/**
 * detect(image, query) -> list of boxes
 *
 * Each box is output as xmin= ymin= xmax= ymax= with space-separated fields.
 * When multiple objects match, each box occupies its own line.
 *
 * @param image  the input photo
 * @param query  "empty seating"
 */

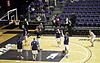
xmin=61 ymin=0 xmax=100 ymax=27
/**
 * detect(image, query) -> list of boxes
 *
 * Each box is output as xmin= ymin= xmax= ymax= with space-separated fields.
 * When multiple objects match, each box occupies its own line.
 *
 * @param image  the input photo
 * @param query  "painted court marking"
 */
xmin=28 ymin=36 xmax=92 ymax=63
xmin=0 ymin=36 xmax=92 ymax=63
xmin=60 ymin=42 xmax=92 ymax=63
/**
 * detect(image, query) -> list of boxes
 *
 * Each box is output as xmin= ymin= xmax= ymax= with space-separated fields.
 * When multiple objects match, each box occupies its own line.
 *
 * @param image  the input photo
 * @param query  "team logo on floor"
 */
xmin=0 ymin=50 xmax=66 ymax=62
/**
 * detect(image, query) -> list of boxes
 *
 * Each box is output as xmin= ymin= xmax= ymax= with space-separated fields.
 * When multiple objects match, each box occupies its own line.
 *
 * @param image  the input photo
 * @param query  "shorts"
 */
xmin=17 ymin=49 xmax=22 ymax=52
xmin=25 ymin=36 xmax=28 ymax=42
xmin=64 ymin=41 xmax=69 ymax=45
xmin=32 ymin=50 xmax=38 ymax=54
xmin=56 ymin=38 xmax=61 ymax=42
xmin=90 ymin=35 xmax=96 ymax=42
xmin=90 ymin=37 xmax=95 ymax=42
xmin=64 ymin=45 xmax=69 ymax=50
xmin=25 ymin=36 xmax=28 ymax=39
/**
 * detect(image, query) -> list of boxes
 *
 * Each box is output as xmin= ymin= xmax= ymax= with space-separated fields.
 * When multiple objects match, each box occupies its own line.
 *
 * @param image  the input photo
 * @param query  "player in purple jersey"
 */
xmin=55 ymin=28 xmax=62 ymax=47
xmin=31 ymin=38 xmax=39 ymax=60
xmin=35 ymin=26 xmax=41 ymax=42
xmin=64 ymin=32 xmax=69 ymax=54
xmin=17 ymin=37 xmax=24 ymax=59
xmin=62 ymin=32 xmax=69 ymax=57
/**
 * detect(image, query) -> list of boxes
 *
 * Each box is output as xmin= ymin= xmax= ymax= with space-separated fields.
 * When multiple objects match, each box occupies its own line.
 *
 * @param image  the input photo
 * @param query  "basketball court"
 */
xmin=0 ymin=0 xmax=100 ymax=63
xmin=0 ymin=33 xmax=100 ymax=63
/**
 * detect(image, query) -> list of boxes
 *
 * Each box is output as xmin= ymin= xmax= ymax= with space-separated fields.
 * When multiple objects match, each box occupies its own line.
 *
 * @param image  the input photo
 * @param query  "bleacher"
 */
xmin=63 ymin=0 xmax=100 ymax=27
xmin=61 ymin=0 xmax=100 ymax=35
xmin=1 ymin=0 xmax=100 ymax=35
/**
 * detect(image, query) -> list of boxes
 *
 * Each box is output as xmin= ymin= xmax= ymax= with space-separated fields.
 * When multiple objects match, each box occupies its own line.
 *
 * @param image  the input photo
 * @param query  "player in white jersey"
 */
xmin=89 ymin=30 xmax=96 ymax=47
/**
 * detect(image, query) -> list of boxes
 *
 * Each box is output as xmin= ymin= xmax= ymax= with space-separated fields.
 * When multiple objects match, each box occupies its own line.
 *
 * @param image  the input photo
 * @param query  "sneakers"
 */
xmin=17 ymin=56 xmax=20 ymax=57
xmin=17 ymin=56 xmax=24 ymax=59
xmin=57 ymin=45 xmax=61 ymax=48
xmin=21 ymin=56 xmax=24 ymax=59
xmin=91 ymin=45 xmax=94 ymax=47
xmin=66 ymin=54 xmax=69 ymax=58
xmin=33 ymin=58 xmax=36 ymax=61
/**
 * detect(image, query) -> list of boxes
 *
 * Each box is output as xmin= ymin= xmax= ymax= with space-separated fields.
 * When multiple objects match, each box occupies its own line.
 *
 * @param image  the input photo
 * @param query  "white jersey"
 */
xmin=90 ymin=32 xmax=96 ymax=38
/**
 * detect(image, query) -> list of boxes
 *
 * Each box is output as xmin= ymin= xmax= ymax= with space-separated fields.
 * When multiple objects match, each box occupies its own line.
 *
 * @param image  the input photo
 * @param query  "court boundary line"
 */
xmin=60 ymin=42 xmax=92 ymax=63
xmin=83 ymin=46 xmax=92 ymax=63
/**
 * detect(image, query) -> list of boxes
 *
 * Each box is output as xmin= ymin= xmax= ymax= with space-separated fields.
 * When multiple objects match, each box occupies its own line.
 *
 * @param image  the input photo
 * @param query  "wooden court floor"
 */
xmin=0 ymin=34 xmax=100 ymax=63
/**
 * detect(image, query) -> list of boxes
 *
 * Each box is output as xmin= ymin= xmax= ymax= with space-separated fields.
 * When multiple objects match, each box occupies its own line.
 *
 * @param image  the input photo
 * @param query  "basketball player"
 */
xmin=23 ymin=28 xmax=29 ymax=45
xmin=38 ymin=23 xmax=44 ymax=35
xmin=63 ymin=32 xmax=69 ymax=54
xmin=17 ymin=37 xmax=24 ymax=59
xmin=31 ymin=38 xmax=39 ymax=61
xmin=88 ymin=30 xmax=96 ymax=47
xmin=61 ymin=32 xmax=69 ymax=58
xmin=35 ymin=26 xmax=41 ymax=48
xmin=54 ymin=15 xmax=60 ymax=28
xmin=55 ymin=28 xmax=61 ymax=47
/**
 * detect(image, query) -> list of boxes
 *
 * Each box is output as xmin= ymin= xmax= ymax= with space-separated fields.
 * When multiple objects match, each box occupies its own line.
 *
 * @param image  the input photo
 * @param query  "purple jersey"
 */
xmin=64 ymin=36 xmax=69 ymax=45
xmin=55 ymin=30 xmax=61 ymax=38
xmin=17 ymin=39 xmax=22 ymax=49
xmin=56 ymin=33 xmax=61 ymax=38
xmin=31 ymin=41 xmax=39 ymax=50
xmin=36 ymin=31 xmax=41 ymax=38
